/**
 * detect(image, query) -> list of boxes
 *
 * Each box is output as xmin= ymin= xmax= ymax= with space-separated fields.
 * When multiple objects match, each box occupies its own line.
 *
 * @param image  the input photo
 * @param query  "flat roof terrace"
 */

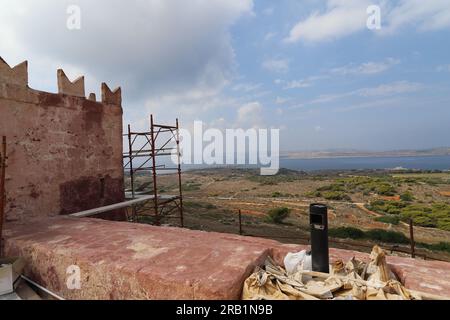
xmin=4 ymin=217 xmax=450 ymax=299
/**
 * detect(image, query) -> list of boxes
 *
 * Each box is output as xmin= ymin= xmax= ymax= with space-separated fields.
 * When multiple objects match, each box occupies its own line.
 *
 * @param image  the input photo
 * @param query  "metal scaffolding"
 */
xmin=123 ymin=115 xmax=184 ymax=227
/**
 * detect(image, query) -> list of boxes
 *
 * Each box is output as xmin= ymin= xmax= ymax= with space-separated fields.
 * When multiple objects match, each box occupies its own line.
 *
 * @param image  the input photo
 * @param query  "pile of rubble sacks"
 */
xmin=242 ymin=246 xmax=427 ymax=300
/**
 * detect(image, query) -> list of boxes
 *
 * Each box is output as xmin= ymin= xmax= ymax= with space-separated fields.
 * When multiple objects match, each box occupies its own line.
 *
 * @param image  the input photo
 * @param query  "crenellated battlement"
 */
xmin=0 ymin=56 xmax=121 ymax=106
xmin=0 ymin=55 xmax=125 ymax=222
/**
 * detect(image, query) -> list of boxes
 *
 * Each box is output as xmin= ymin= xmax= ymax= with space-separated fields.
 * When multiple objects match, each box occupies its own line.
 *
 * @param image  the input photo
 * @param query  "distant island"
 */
xmin=281 ymin=147 xmax=450 ymax=160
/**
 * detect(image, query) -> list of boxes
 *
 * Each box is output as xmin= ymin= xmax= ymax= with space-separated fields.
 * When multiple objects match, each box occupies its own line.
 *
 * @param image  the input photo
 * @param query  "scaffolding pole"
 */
xmin=150 ymin=115 xmax=160 ymax=226
xmin=176 ymin=118 xmax=184 ymax=228
xmin=127 ymin=125 xmax=135 ymax=199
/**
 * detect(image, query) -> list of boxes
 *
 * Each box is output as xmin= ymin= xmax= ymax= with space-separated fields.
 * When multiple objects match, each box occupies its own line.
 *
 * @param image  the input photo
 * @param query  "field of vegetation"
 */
xmin=303 ymin=174 xmax=450 ymax=232
xmin=127 ymin=168 xmax=450 ymax=259
xmin=367 ymin=200 xmax=450 ymax=231
xmin=305 ymin=176 xmax=397 ymax=199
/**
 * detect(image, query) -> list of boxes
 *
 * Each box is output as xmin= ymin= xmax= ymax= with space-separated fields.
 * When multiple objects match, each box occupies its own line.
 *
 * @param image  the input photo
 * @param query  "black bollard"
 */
xmin=310 ymin=204 xmax=329 ymax=273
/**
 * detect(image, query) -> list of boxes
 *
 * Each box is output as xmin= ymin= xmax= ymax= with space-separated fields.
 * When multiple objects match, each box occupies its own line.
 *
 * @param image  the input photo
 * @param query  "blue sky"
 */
xmin=1 ymin=0 xmax=450 ymax=152
xmin=226 ymin=0 xmax=450 ymax=151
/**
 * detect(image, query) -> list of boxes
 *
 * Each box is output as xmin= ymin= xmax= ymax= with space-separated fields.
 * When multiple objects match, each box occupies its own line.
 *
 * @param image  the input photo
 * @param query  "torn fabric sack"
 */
xmin=242 ymin=246 xmax=422 ymax=300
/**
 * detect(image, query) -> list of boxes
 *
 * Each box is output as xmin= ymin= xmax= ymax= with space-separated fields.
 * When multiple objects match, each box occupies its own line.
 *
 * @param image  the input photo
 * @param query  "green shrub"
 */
xmin=317 ymin=184 xmax=344 ymax=192
xmin=375 ymin=215 xmax=400 ymax=225
xmin=248 ymin=172 xmax=299 ymax=185
xmin=366 ymin=199 xmax=450 ymax=225
xmin=329 ymin=227 xmax=409 ymax=244
xmin=419 ymin=242 xmax=450 ymax=254
xmin=311 ymin=176 xmax=397 ymax=197
xmin=331 ymin=226 xmax=450 ymax=254
xmin=385 ymin=206 xmax=402 ymax=215
xmin=401 ymin=210 xmax=436 ymax=228
xmin=322 ymin=191 xmax=351 ymax=201
xmin=375 ymin=184 xmax=397 ymax=196
xmin=329 ymin=227 xmax=365 ymax=239
xmin=400 ymin=192 xmax=415 ymax=202
xmin=367 ymin=200 xmax=386 ymax=208
xmin=365 ymin=229 xmax=409 ymax=244
xmin=272 ymin=192 xmax=282 ymax=198
xmin=305 ymin=191 xmax=321 ymax=198
xmin=436 ymin=217 xmax=450 ymax=231
xmin=266 ymin=207 xmax=290 ymax=224
xmin=366 ymin=200 xmax=407 ymax=215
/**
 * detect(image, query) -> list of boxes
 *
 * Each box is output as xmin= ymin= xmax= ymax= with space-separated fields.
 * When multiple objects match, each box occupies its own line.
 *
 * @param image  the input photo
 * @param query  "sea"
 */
xmin=279 ymin=155 xmax=450 ymax=172
xmin=147 ymin=155 xmax=450 ymax=174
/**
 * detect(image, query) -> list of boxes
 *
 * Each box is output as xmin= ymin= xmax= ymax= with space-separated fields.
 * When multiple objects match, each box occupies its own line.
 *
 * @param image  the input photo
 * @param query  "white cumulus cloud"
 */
xmin=330 ymin=58 xmax=400 ymax=75
xmin=0 ymin=0 xmax=254 ymax=102
xmin=285 ymin=0 xmax=370 ymax=43
xmin=237 ymin=101 xmax=264 ymax=128
xmin=285 ymin=0 xmax=450 ymax=44
xmin=262 ymin=58 xmax=290 ymax=73
xmin=437 ymin=64 xmax=450 ymax=72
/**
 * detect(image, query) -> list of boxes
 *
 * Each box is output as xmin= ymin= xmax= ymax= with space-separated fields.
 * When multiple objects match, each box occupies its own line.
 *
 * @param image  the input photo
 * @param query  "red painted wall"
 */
xmin=0 ymin=57 xmax=125 ymax=222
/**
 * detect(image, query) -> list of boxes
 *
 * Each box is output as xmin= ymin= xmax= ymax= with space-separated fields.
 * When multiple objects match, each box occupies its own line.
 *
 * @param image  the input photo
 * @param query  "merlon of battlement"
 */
xmin=57 ymin=69 xmax=85 ymax=98
xmin=0 ymin=57 xmax=28 ymax=86
xmin=101 ymin=83 xmax=121 ymax=106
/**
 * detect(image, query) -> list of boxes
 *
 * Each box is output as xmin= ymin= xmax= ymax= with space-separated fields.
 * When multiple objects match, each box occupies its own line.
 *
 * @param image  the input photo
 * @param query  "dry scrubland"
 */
xmin=126 ymin=168 xmax=450 ymax=261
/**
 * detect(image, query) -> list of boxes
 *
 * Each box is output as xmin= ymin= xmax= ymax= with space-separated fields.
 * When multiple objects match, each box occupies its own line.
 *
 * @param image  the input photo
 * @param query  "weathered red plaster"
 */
xmin=0 ymin=57 xmax=125 ymax=221
xmin=4 ymin=217 xmax=450 ymax=300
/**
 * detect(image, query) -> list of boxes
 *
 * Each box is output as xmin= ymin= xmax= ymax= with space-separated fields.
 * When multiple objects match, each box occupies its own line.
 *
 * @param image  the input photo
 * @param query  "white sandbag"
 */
xmin=303 ymin=254 xmax=312 ymax=273
xmin=284 ymin=251 xmax=312 ymax=275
